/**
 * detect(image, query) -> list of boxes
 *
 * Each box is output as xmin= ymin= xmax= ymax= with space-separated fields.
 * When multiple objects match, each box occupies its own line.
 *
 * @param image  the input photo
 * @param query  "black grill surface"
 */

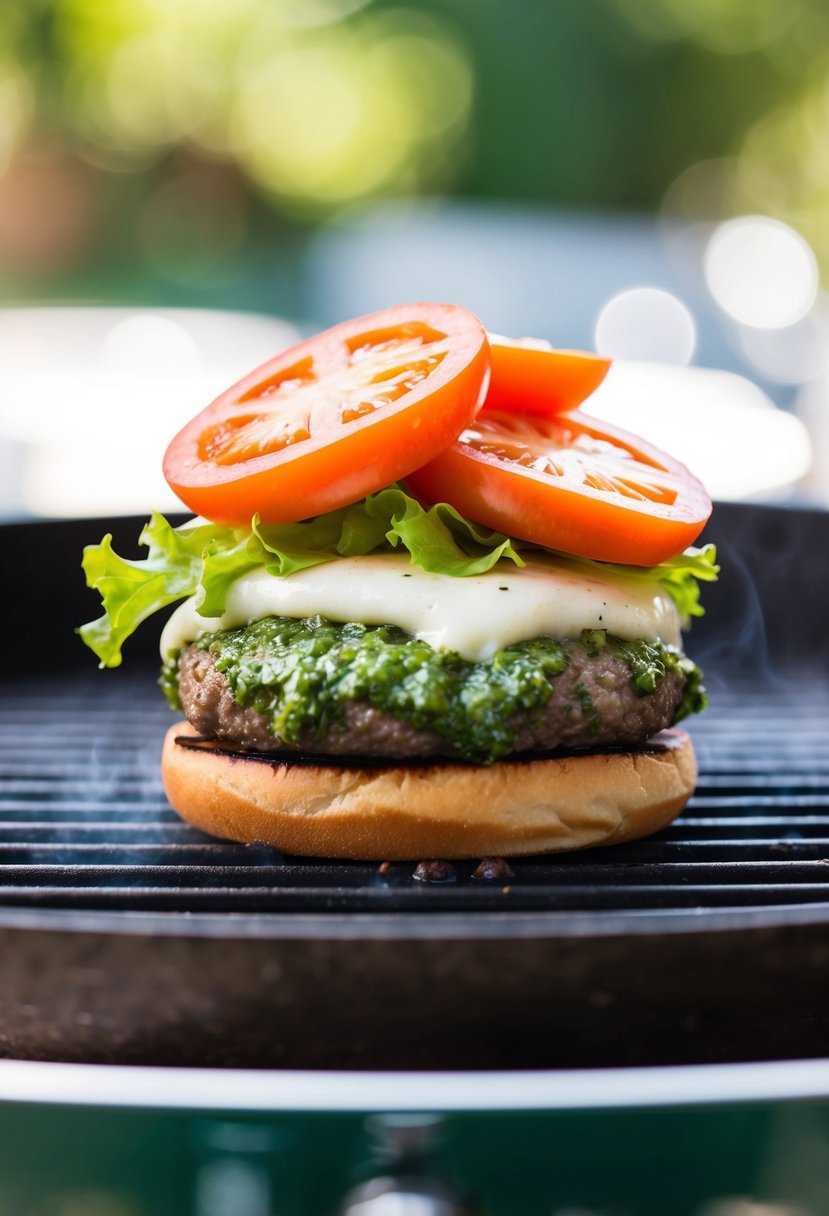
xmin=2 ymin=504 xmax=829 ymax=1069
xmin=3 ymin=668 xmax=828 ymax=917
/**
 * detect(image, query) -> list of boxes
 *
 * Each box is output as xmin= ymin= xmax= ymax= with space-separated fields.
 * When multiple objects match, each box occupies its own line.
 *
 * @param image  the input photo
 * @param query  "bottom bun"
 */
xmin=161 ymin=722 xmax=697 ymax=860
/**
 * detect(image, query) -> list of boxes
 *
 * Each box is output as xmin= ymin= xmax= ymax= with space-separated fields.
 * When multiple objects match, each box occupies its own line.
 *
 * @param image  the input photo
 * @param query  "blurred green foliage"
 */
xmin=0 ymin=0 xmax=827 ymax=306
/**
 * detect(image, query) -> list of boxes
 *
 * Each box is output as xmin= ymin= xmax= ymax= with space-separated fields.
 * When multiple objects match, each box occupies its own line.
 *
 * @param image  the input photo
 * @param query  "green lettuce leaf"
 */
xmin=251 ymin=487 xmax=525 ymax=577
xmin=79 ymin=486 xmax=718 ymax=668
xmin=647 ymin=545 xmax=720 ymax=622
xmin=79 ymin=512 xmax=242 ymax=667
xmin=79 ymin=489 xmax=525 ymax=667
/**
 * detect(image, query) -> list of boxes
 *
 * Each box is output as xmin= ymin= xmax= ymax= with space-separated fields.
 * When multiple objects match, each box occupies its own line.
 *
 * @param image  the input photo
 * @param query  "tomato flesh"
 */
xmin=163 ymin=302 xmax=707 ymax=565
xmin=406 ymin=408 xmax=712 ymax=566
xmin=163 ymin=304 xmax=490 ymax=525
xmin=487 ymin=338 xmax=611 ymax=415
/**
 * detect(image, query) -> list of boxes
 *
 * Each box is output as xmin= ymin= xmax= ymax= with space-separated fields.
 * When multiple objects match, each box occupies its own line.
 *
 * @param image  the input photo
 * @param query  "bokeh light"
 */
xmin=51 ymin=1 xmax=472 ymax=215
xmin=588 ymin=362 xmax=812 ymax=501
xmin=100 ymin=313 xmax=204 ymax=374
xmin=735 ymin=72 xmax=829 ymax=278
xmin=704 ymin=217 xmax=819 ymax=329
xmin=611 ymin=0 xmax=800 ymax=54
xmin=0 ymin=0 xmax=825 ymax=511
xmin=795 ymin=373 xmax=829 ymax=502
xmin=738 ymin=299 xmax=829 ymax=384
xmin=0 ymin=308 xmax=298 ymax=517
xmin=0 ymin=60 xmax=32 ymax=176
xmin=232 ymin=14 xmax=472 ymax=210
xmin=594 ymin=287 xmax=696 ymax=364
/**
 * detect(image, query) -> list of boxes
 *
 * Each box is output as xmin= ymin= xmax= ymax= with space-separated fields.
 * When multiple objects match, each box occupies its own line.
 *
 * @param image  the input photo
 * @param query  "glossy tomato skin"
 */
xmin=163 ymin=303 xmax=489 ymax=526
xmin=486 ymin=339 xmax=611 ymax=416
xmin=406 ymin=408 xmax=712 ymax=566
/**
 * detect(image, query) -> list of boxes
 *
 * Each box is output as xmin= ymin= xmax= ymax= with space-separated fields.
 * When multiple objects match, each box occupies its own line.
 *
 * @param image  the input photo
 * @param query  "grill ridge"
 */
xmin=0 ymin=669 xmax=828 ymax=916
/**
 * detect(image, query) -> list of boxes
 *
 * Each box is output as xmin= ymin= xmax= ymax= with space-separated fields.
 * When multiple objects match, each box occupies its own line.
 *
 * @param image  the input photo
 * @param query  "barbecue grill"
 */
xmin=1 ymin=499 xmax=828 ymax=1213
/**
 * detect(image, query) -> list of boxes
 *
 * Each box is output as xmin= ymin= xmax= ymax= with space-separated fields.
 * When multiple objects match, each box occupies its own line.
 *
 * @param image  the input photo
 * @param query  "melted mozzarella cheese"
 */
xmin=160 ymin=553 xmax=681 ymax=662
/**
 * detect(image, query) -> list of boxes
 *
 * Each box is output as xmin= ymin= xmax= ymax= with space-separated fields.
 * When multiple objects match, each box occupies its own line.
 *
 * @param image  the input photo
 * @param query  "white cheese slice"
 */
xmin=159 ymin=553 xmax=681 ymax=662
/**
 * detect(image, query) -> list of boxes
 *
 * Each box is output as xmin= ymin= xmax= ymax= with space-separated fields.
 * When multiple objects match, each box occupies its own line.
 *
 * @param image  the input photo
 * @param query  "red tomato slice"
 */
xmin=487 ymin=338 xmax=611 ymax=415
xmin=163 ymin=303 xmax=490 ymax=525
xmin=406 ymin=408 xmax=711 ymax=565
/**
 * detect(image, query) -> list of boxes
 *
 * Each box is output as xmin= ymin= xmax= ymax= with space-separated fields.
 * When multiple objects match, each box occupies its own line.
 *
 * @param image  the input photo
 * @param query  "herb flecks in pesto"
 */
xmin=167 ymin=618 xmax=705 ymax=764
xmin=161 ymin=651 xmax=182 ymax=711
xmin=187 ymin=616 xmax=568 ymax=763
xmin=574 ymin=681 xmax=602 ymax=734
xmin=579 ymin=628 xmax=706 ymax=719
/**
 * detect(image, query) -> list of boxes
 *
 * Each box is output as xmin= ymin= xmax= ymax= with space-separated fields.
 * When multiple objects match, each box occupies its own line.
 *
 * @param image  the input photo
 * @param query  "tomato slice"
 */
xmin=487 ymin=337 xmax=611 ymax=415
xmin=163 ymin=303 xmax=490 ymax=525
xmin=405 ymin=408 xmax=712 ymax=565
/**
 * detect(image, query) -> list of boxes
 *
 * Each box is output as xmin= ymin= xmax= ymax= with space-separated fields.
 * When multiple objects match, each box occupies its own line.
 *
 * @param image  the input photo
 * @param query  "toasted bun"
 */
xmin=161 ymin=721 xmax=697 ymax=860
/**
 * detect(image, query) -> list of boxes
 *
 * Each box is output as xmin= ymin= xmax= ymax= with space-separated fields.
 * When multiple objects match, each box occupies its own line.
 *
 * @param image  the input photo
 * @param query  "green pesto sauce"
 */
xmin=573 ymin=681 xmax=602 ymax=734
xmin=162 ymin=615 xmax=706 ymax=764
xmin=579 ymin=628 xmax=706 ymax=722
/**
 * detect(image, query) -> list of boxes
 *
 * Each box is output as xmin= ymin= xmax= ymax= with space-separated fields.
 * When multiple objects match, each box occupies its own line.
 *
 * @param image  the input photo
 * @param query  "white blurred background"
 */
xmin=0 ymin=0 xmax=827 ymax=518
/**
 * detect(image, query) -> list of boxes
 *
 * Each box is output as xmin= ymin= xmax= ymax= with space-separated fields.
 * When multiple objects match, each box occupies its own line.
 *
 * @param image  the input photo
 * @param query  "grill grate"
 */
xmin=2 ymin=669 xmax=829 ymax=915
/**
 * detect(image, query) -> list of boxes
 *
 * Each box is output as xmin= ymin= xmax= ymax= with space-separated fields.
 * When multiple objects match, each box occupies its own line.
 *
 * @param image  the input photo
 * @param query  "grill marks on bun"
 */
xmin=161 ymin=721 xmax=697 ymax=860
xmin=173 ymin=727 xmax=687 ymax=767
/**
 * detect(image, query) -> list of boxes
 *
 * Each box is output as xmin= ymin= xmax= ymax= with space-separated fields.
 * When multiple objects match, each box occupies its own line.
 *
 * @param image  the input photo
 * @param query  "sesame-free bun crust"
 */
xmin=162 ymin=721 xmax=697 ymax=860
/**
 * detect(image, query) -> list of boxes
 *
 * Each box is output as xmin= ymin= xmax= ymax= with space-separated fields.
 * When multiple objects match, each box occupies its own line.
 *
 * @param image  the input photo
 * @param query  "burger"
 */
xmin=80 ymin=303 xmax=717 ymax=860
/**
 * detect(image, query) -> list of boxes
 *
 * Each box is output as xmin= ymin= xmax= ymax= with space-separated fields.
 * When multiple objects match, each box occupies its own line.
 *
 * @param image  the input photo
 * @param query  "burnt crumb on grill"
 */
xmin=413 ymin=859 xmax=457 ymax=883
xmin=472 ymin=857 xmax=514 ymax=881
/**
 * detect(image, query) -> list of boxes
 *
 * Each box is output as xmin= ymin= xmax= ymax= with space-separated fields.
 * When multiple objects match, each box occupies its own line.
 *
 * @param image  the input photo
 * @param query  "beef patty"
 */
xmin=177 ymin=640 xmax=686 ymax=759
